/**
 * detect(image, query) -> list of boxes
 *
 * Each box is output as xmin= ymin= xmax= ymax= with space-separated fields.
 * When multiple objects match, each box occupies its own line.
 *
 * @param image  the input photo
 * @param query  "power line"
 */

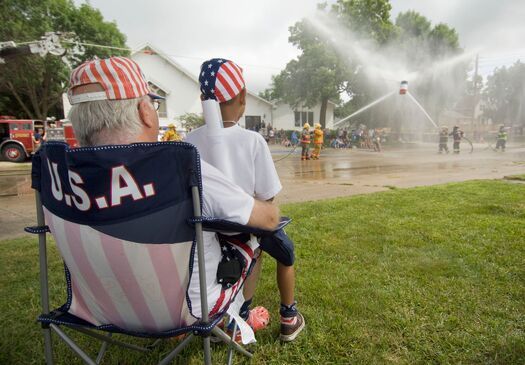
xmin=67 ymin=41 xmax=282 ymax=70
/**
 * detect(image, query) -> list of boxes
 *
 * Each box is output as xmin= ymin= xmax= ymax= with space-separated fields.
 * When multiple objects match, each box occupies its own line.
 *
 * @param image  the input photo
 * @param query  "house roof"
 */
xmin=132 ymin=43 xmax=273 ymax=106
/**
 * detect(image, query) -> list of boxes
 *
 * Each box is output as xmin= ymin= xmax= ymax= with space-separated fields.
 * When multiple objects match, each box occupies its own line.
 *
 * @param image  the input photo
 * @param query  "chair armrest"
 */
xmin=188 ymin=216 xmax=292 ymax=236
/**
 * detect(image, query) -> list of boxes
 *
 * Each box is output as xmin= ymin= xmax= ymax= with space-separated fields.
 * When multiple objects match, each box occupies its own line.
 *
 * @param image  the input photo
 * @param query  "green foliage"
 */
xmin=395 ymin=10 xmax=431 ymax=39
xmin=269 ymin=1 xmax=396 ymax=128
xmin=0 ymin=0 xmax=128 ymax=120
xmin=1 ymin=181 xmax=524 ymax=364
xmin=270 ymin=18 xmax=348 ymax=128
xmin=332 ymin=0 xmax=396 ymax=44
xmin=177 ymin=112 xmax=205 ymax=130
xmin=268 ymin=1 xmax=465 ymax=129
xmin=482 ymin=61 xmax=525 ymax=126
xmin=504 ymin=174 xmax=525 ymax=181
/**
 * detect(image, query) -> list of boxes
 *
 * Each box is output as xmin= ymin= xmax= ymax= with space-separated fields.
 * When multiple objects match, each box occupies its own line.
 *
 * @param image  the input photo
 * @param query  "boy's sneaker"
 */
xmin=280 ymin=312 xmax=305 ymax=342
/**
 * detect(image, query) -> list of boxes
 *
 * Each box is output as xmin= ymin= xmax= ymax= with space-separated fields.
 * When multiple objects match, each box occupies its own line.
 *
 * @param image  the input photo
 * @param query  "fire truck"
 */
xmin=0 ymin=116 xmax=78 ymax=162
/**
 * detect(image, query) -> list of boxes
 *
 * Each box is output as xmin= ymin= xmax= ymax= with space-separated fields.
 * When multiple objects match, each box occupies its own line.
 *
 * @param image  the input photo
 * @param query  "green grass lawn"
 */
xmin=1 ymin=180 xmax=524 ymax=364
xmin=504 ymin=174 xmax=525 ymax=181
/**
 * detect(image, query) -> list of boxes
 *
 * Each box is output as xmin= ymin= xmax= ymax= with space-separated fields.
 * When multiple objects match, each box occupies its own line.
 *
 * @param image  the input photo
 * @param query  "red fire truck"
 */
xmin=0 ymin=116 xmax=78 ymax=162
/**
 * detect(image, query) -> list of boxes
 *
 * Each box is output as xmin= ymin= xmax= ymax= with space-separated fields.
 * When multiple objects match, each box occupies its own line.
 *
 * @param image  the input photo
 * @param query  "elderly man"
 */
xmin=67 ymin=56 xmax=279 ymax=321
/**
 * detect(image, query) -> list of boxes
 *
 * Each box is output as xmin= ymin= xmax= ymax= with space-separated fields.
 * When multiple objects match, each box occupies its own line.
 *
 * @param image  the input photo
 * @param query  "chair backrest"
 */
xmin=32 ymin=142 xmax=203 ymax=333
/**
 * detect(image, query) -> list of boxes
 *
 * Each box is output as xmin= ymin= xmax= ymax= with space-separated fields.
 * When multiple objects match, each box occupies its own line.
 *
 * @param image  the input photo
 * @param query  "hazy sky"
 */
xmin=74 ymin=0 xmax=525 ymax=93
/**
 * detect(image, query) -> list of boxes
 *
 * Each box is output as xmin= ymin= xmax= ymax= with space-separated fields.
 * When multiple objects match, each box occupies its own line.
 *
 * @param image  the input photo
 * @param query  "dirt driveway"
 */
xmin=1 ymin=143 xmax=524 ymax=241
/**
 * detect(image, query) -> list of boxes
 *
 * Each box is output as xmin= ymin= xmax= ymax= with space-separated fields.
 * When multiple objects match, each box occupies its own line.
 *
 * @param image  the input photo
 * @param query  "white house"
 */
xmin=272 ymin=101 xmax=336 ymax=130
xmin=131 ymin=44 xmax=273 ymax=129
xmin=63 ymin=44 xmax=336 ymax=131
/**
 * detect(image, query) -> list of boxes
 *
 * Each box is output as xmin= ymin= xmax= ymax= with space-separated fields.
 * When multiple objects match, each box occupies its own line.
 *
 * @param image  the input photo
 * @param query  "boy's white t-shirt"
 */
xmin=185 ymin=124 xmax=282 ymax=200
xmin=188 ymin=160 xmax=255 ymax=318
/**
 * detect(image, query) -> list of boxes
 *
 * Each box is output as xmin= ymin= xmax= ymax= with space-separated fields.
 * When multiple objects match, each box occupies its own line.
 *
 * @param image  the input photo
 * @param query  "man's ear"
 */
xmin=239 ymin=88 xmax=247 ymax=106
xmin=138 ymin=98 xmax=156 ymax=128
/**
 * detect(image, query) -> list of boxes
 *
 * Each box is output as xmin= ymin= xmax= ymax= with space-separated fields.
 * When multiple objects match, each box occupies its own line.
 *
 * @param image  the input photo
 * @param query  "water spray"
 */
xmin=334 ymin=80 xmax=440 ymax=130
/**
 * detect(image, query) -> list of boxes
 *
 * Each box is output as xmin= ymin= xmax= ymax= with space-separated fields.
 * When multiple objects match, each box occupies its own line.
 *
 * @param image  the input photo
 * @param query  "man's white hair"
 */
xmin=68 ymin=96 xmax=148 ymax=146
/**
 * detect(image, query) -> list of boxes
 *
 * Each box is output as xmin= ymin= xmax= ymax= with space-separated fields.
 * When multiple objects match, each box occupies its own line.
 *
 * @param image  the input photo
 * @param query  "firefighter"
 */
xmin=311 ymin=123 xmax=324 ymax=160
xmin=450 ymin=125 xmax=464 ymax=154
xmin=438 ymin=126 xmax=449 ymax=154
xmin=496 ymin=125 xmax=507 ymax=152
xmin=161 ymin=123 xmax=181 ymax=142
xmin=300 ymin=123 xmax=311 ymax=160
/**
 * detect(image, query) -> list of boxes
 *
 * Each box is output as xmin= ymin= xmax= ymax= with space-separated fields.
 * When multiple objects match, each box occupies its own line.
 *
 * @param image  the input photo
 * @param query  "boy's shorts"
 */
xmin=218 ymin=229 xmax=295 ymax=267
xmin=259 ymin=228 xmax=295 ymax=266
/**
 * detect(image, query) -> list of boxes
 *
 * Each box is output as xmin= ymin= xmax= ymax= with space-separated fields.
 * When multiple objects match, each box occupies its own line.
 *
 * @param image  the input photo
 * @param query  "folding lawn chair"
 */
xmin=26 ymin=141 xmax=282 ymax=364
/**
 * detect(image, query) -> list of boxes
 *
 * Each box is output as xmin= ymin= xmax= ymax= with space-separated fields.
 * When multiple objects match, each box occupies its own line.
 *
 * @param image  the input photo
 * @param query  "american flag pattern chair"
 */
xmin=26 ymin=141 xmax=261 ymax=365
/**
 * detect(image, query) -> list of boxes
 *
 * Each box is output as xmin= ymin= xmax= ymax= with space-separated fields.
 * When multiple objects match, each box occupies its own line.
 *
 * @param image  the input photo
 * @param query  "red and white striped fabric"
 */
xmin=44 ymin=207 xmax=257 ymax=332
xmin=67 ymin=57 xmax=157 ymax=105
xmin=214 ymin=61 xmax=245 ymax=103
xmin=45 ymin=208 xmax=194 ymax=332
xmin=199 ymin=58 xmax=245 ymax=103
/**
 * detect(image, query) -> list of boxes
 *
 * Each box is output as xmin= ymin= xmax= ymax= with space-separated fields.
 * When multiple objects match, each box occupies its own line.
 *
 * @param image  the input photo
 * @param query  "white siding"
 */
xmin=131 ymin=52 xmax=201 ymax=127
xmin=132 ymin=47 xmax=272 ymax=129
xmin=271 ymin=102 xmax=335 ymax=130
xmin=242 ymin=95 xmax=273 ymax=128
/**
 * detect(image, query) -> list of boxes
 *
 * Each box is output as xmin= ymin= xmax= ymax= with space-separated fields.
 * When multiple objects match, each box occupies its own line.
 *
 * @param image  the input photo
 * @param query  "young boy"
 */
xmin=311 ymin=123 xmax=324 ymax=159
xmin=185 ymin=58 xmax=305 ymax=342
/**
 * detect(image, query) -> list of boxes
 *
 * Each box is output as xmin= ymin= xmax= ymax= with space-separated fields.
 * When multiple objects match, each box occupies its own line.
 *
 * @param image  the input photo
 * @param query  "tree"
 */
xmin=268 ymin=18 xmax=346 ymax=128
xmin=177 ymin=112 xmax=205 ymax=130
xmin=267 ymin=1 xmax=394 ymax=128
xmin=0 ymin=0 xmax=128 ymax=120
xmin=391 ymin=12 xmax=465 ymax=126
xmin=482 ymin=61 xmax=525 ymax=127
xmin=332 ymin=0 xmax=396 ymax=45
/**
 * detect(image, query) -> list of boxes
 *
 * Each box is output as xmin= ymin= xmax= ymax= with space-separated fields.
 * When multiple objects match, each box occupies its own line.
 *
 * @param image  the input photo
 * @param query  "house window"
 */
xmin=294 ymin=111 xmax=301 ymax=127
xmin=245 ymin=116 xmax=261 ymax=130
xmin=294 ymin=109 xmax=314 ymax=126
xmin=148 ymin=83 xmax=167 ymax=119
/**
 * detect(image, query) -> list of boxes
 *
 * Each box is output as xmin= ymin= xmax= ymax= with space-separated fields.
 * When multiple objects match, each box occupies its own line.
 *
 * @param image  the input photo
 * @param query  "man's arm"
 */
xmin=247 ymin=199 xmax=280 ymax=231
xmin=201 ymin=160 xmax=279 ymax=230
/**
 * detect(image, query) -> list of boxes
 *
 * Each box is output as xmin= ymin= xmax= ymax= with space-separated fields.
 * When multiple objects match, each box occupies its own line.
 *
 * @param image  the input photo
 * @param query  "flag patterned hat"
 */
xmin=199 ymin=58 xmax=245 ymax=103
xmin=68 ymin=56 xmax=164 ymax=105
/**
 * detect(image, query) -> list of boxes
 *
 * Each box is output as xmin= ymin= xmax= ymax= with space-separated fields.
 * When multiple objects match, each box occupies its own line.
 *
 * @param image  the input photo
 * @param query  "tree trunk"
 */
xmin=319 ymin=97 xmax=328 ymax=129
xmin=7 ymin=81 xmax=35 ymax=119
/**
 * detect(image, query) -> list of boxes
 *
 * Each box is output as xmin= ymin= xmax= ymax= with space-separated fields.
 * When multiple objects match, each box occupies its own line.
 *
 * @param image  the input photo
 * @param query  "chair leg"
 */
xmin=226 ymin=322 xmax=238 ymax=365
xmin=158 ymin=334 xmax=195 ymax=365
xmin=43 ymin=327 xmax=54 ymax=364
xmin=74 ymin=327 xmax=149 ymax=352
xmin=203 ymin=336 xmax=212 ymax=365
xmin=95 ymin=333 xmax=111 ymax=364
xmin=50 ymin=324 xmax=97 ymax=365
xmin=211 ymin=327 xmax=253 ymax=359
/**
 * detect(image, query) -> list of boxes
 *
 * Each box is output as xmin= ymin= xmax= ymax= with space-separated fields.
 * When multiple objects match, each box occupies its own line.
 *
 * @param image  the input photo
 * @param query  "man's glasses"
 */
xmin=149 ymin=97 xmax=162 ymax=111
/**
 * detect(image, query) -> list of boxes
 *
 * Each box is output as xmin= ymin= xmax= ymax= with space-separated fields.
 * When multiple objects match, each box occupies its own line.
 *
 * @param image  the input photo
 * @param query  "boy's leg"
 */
xmin=277 ymin=262 xmax=305 ymax=342
xmin=242 ymin=254 xmax=263 ymax=306
xmin=277 ymin=262 xmax=295 ymax=305
xmin=239 ymin=255 xmax=269 ymax=326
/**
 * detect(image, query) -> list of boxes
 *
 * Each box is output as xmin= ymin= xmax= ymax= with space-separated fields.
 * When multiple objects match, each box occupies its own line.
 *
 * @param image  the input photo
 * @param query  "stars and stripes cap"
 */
xmin=67 ymin=56 xmax=164 ymax=105
xmin=199 ymin=58 xmax=245 ymax=103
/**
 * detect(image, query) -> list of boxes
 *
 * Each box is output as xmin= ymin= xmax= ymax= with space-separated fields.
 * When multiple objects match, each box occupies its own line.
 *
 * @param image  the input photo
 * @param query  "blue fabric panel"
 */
xmin=34 ymin=142 xmax=201 ymax=243
xmin=38 ymin=307 xmax=225 ymax=338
